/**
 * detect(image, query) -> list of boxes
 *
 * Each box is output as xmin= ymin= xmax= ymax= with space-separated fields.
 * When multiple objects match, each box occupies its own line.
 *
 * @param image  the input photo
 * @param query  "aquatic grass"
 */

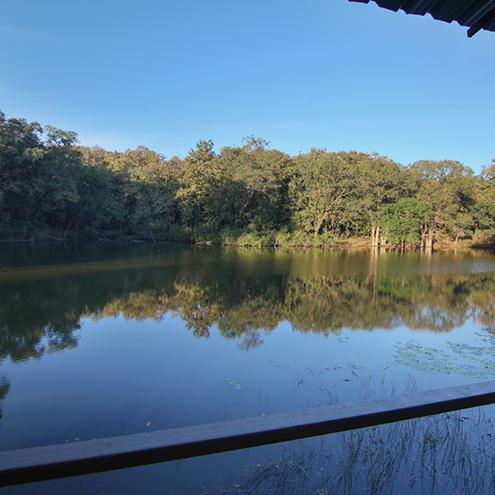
xmin=218 ymin=377 xmax=495 ymax=495
xmin=219 ymin=409 xmax=495 ymax=494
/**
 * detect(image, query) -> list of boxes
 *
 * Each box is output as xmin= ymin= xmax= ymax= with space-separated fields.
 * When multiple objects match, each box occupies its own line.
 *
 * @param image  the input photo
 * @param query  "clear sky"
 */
xmin=1 ymin=0 xmax=493 ymax=172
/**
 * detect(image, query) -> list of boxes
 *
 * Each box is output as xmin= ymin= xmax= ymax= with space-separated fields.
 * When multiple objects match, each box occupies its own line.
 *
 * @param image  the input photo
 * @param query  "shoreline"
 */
xmin=1 ymin=235 xmax=494 ymax=251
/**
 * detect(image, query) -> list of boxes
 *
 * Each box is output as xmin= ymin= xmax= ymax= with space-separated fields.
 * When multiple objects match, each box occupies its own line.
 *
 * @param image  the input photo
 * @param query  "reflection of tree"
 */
xmin=468 ymin=275 xmax=495 ymax=333
xmin=285 ymin=273 xmax=480 ymax=334
xmin=2 ymin=246 xmax=495 ymax=361
xmin=0 ymin=375 xmax=10 ymax=427
xmin=218 ymin=289 xmax=284 ymax=350
xmin=0 ymin=283 xmax=81 ymax=361
xmin=87 ymin=271 xmax=495 ymax=343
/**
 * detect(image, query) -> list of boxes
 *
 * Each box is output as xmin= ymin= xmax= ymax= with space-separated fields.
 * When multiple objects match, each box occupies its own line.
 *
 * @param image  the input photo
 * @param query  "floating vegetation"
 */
xmin=346 ymin=362 xmax=366 ymax=371
xmin=393 ymin=336 xmax=495 ymax=380
xmin=226 ymin=378 xmax=242 ymax=390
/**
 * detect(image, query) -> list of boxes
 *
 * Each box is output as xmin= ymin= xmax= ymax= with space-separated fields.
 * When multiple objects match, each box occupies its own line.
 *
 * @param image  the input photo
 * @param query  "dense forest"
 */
xmin=1 ymin=110 xmax=494 ymax=247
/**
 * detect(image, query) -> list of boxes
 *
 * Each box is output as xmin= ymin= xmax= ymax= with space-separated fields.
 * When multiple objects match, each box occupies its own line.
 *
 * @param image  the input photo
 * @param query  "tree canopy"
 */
xmin=1 ymin=110 xmax=493 ymax=248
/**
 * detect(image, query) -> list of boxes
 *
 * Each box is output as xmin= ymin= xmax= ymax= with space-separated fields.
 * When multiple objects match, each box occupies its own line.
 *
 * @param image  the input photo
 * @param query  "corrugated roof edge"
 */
xmin=348 ymin=0 xmax=495 ymax=36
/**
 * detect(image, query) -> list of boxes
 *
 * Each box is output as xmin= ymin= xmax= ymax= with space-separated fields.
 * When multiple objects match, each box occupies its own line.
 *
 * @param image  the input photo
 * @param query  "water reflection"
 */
xmin=0 ymin=376 xmax=8 ymax=427
xmin=1 ymin=245 xmax=495 ymax=493
xmin=1 ymin=244 xmax=494 ymax=362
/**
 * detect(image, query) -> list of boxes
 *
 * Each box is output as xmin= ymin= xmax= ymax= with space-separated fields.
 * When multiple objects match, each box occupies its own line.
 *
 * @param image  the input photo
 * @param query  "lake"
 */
xmin=1 ymin=243 xmax=495 ymax=494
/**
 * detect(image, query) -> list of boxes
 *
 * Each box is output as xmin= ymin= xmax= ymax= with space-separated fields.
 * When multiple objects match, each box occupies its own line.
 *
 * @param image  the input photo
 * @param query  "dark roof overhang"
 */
xmin=348 ymin=0 xmax=495 ymax=37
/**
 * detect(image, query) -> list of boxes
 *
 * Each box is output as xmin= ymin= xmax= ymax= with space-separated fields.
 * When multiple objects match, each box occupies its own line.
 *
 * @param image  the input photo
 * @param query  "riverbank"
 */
xmin=2 ymin=231 xmax=493 ymax=251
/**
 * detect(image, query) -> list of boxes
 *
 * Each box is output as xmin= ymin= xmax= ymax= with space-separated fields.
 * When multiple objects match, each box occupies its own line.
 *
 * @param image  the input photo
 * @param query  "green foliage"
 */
xmin=290 ymin=149 xmax=359 ymax=236
xmin=0 ymin=113 xmax=81 ymax=239
xmin=409 ymin=159 xmax=477 ymax=244
xmin=0 ymin=110 xmax=492 ymax=247
xmin=220 ymin=229 xmax=275 ymax=248
xmin=473 ymin=160 xmax=495 ymax=242
xmin=381 ymin=198 xmax=433 ymax=244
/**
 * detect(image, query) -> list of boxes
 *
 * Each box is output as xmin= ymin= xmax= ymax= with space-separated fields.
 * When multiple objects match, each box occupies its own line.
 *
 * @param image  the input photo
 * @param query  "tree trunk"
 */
xmin=314 ymin=216 xmax=325 ymax=237
xmin=234 ymin=198 xmax=251 ymax=228
xmin=62 ymin=217 xmax=76 ymax=240
xmin=63 ymin=203 xmax=83 ymax=240
xmin=371 ymin=224 xmax=380 ymax=247
xmin=23 ymin=193 xmax=30 ymax=224
xmin=422 ymin=224 xmax=434 ymax=252
xmin=425 ymin=231 xmax=434 ymax=252
xmin=30 ymin=195 xmax=46 ymax=238
xmin=421 ymin=224 xmax=427 ymax=250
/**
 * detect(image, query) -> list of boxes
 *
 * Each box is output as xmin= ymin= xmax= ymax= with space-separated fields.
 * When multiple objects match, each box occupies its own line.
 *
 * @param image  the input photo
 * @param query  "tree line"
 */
xmin=1 ymin=110 xmax=494 ymax=247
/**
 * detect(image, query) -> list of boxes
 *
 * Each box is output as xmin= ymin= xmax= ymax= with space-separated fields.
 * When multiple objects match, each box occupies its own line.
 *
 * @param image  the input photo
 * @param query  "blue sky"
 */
xmin=1 ymin=0 xmax=493 ymax=172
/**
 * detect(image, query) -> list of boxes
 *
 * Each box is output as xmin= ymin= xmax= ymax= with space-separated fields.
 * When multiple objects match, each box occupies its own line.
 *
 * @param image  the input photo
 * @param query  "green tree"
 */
xmin=381 ymin=198 xmax=433 ymax=246
xmin=218 ymin=137 xmax=291 ymax=232
xmin=0 ymin=113 xmax=44 ymax=237
xmin=290 ymin=150 xmax=358 ymax=237
xmin=0 ymin=113 xmax=80 ymax=239
xmin=175 ymin=140 xmax=221 ymax=234
xmin=62 ymin=156 xmax=117 ymax=239
xmin=473 ymin=159 xmax=495 ymax=242
xmin=353 ymin=153 xmax=403 ymax=245
xmin=106 ymin=146 xmax=178 ymax=236
xmin=409 ymin=160 xmax=476 ymax=247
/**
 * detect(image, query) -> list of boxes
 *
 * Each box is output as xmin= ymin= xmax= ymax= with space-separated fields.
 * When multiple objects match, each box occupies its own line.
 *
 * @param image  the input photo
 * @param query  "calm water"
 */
xmin=1 ymin=243 xmax=495 ymax=494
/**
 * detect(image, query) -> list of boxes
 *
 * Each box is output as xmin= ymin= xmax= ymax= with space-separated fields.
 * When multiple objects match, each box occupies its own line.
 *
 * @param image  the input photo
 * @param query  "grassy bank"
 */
xmin=2 ymin=226 xmax=494 ymax=251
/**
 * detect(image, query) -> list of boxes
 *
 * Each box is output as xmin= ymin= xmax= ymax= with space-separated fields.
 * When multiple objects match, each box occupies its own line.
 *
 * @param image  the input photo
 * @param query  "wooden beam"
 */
xmin=1 ymin=380 xmax=495 ymax=487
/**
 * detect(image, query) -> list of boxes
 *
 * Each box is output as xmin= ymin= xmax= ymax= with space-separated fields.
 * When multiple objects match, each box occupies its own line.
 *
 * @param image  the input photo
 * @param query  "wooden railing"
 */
xmin=2 ymin=380 xmax=495 ymax=487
